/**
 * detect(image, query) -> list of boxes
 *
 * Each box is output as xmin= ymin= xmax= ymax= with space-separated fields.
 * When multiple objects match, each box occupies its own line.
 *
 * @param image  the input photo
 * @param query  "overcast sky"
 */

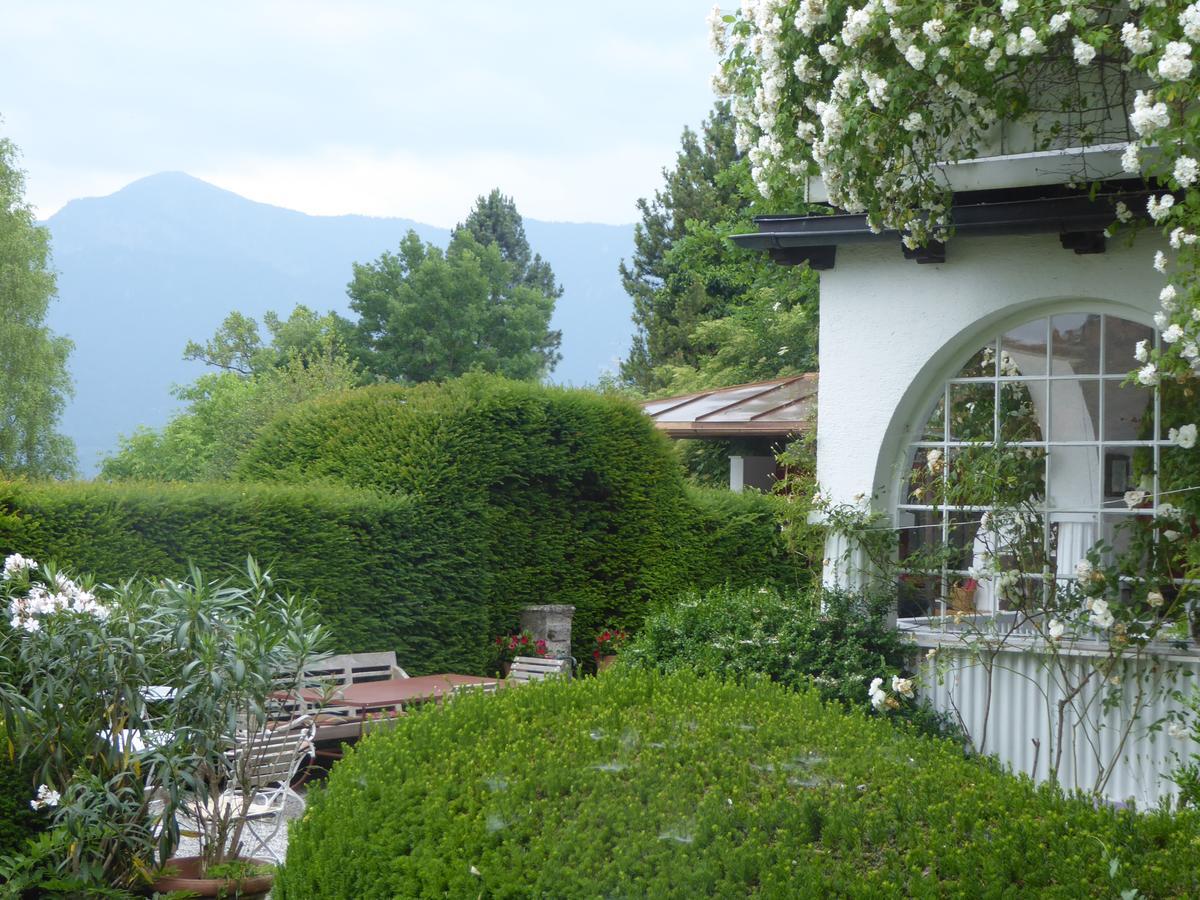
xmin=3 ymin=1 xmax=718 ymax=225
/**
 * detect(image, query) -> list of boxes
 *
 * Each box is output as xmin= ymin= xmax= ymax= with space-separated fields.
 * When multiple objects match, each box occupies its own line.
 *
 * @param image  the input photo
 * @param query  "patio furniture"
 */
xmin=177 ymin=715 xmax=315 ymax=864
xmin=507 ymin=656 xmax=570 ymax=683
xmin=299 ymin=651 xmax=410 ymax=743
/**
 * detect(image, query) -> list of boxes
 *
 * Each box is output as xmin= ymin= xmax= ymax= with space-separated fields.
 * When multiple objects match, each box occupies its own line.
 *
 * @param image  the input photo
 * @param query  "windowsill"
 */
xmin=898 ymin=614 xmax=1200 ymax=662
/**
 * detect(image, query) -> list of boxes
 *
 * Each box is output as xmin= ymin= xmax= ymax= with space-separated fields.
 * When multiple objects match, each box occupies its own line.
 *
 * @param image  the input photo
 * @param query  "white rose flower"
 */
xmin=1183 ymin=3 xmax=1200 ymax=41
xmin=1075 ymin=558 xmax=1094 ymax=580
xmin=891 ymin=675 xmax=915 ymax=698
xmin=1154 ymin=250 xmax=1168 ymax=273
xmin=1163 ymin=323 xmax=1185 ymax=344
xmin=1049 ymin=13 xmax=1070 ymax=34
xmin=1124 ymin=489 xmax=1149 ymax=508
xmin=1136 ymin=363 xmax=1159 ymax=386
xmin=1072 ymin=37 xmax=1096 ymax=65
xmin=1164 ymin=530 xmax=1181 ymax=542
xmin=1131 ymin=92 xmax=1170 ymax=138
xmin=1158 ymin=41 xmax=1194 ymax=81
xmin=922 ymin=19 xmax=945 ymax=43
xmin=1001 ymin=0 xmax=1019 ymax=18
xmin=1089 ymin=598 xmax=1114 ymax=630
xmin=1175 ymin=156 xmax=1200 ymax=188
xmin=968 ymin=26 xmax=994 ymax=49
xmin=1161 ymin=285 xmax=1178 ymax=309
xmin=905 ymin=44 xmax=926 ymax=69
xmin=1169 ymin=423 xmax=1198 ymax=449
xmin=1122 ymin=22 xmax=1153 ymax=55
xmin=1147 ymin=194 xmax=1176 ymax=223
xmin=1135 ymin=339 xmax=1150 ymax=363
xmin=902 ymin=112 xmax=923 ymax=131
xmin=1048 ymin=619 xmax=1065 ymax=640
xmin=1147 ymin=590 xmax=1165 ymax=608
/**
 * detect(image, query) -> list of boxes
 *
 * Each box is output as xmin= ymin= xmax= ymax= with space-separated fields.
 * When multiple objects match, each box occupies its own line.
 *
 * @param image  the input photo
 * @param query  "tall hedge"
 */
xmin=236 ymin=375 xmax=806 ymax=654
xmin=0 ymin=380 xmax=803 ymax=670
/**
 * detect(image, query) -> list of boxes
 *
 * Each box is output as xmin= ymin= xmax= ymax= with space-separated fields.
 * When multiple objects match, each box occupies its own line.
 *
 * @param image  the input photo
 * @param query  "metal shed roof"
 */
xmin=641 ymin=374 xmax=817 ymax=439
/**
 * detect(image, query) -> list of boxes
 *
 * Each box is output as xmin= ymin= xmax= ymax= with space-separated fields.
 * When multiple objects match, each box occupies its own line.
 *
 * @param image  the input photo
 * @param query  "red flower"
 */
xmin=600 ymin=631 xmax=611 ymax=643
xmin=593 ymin=649 xmax=600 ymax=658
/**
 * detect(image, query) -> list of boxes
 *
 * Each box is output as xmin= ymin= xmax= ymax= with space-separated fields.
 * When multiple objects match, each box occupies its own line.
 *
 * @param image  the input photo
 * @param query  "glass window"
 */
xmin=899 ymin=312 xmax=1167 ymax=619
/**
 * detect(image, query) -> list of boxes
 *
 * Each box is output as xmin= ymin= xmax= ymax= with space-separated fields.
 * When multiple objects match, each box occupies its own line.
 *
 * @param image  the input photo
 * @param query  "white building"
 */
xmin=733 ymin=146 xmax=1199 ymax=806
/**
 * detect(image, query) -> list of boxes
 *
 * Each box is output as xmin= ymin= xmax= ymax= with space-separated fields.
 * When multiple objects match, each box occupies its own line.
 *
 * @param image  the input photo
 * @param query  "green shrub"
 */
xmin=0 ymin=726 xmax=43 ymax=858
xmin=277 ymin=670 xmax=1200 ymax=899
xmin=236 ymin=375 xmax=806 ymax=653
xmin=622 ymin=585 xmax=911 ymax=712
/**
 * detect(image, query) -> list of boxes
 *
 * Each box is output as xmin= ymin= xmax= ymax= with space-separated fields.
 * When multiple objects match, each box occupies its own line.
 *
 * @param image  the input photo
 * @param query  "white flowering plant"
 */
xmin=711 ymin=0 xmax=1200 ymax=403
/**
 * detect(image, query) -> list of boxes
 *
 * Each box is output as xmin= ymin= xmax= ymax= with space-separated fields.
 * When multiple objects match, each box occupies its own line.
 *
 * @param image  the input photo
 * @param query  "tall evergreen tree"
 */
xmin=618 ymin=104 xmax=817 ymax=393
xmin=454 ymin=189 xmax=562 ymax=300
xmin=0 ymin=136 xmax=75 ymax=477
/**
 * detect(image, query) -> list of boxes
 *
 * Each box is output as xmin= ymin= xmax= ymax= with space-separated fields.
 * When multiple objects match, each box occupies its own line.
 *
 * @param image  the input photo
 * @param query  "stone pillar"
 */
xmin=519 ymin=604 xmax=575 ymax=664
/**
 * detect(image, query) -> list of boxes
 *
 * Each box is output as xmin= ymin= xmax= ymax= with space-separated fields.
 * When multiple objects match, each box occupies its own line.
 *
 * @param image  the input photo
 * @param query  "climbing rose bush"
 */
xmin=711 ymin=0 xmax=1200 ymax=390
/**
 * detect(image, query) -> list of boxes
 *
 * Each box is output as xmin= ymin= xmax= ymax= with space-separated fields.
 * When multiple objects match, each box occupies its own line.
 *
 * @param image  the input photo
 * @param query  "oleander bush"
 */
xmin=277 ymin=670 xmax=1200 ymax=899
xmin=0 ymin=725 xmax=43 ymax=859
xmin=621 ymin=584 xmax=911 ymax=713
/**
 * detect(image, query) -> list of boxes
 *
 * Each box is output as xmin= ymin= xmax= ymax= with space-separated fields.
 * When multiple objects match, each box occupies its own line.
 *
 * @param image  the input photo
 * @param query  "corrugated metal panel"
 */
xmin=915 ymin=639 xmax=1200 ymax=807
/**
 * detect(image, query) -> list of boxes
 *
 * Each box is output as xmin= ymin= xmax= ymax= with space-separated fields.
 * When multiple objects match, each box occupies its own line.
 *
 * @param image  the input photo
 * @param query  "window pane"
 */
xmin=949 ymin=382 xmax=995 ymax=441
xmin=1049 ymin=379 xmax=1100 ymax=441
xmin=957 ymin=342 xmax=997 ymax=378
xmin=999 ymin=380 xmax=1044 ymax=442
xmin=1103 ymin=381 xmax=1153 ymax=442
xmin=1160 ymin=446 xmax=1198 ymax=500
xmin=1051 ymin=314 xmax=1102 ymax=376
xmin=906 ymin=448 xmax=943 ymax=505
xmin=1104 ymin=317 xmax=1155 ymax=375
xmin=921 ymin=395 xmax=946 ymax=442
xmin=1048 ymin=445 xmax=1099 ymax=509
xmin=898 ymin=574 xmax=941 ymax=619
xmin=1101 ymin=449 xmax=1140 ymax=508
xmin=947 ymin=445 xmax=1045 ymax=507
xmin=1050 ymin=513 xmax=1099 ymax=578
xmin=1001 ymin=319 xmax=1047 ymax=376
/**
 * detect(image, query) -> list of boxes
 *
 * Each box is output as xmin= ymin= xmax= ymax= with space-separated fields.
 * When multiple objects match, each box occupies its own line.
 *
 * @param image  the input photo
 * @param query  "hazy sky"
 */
xmin=3 ymin=1 xmax=718 ymax=225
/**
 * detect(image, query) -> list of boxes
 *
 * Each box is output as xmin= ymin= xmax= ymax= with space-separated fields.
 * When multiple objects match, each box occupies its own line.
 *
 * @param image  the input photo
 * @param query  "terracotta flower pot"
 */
xmin=151 ymin=856 xmax=274 ymax=899
xmin=597 ymin=654 xmax=618 ymax=672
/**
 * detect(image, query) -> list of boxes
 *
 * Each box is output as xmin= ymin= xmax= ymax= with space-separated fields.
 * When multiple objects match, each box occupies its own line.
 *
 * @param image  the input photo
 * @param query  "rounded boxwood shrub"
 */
xmin=277 ymin=671 xmax=1200 ymax=898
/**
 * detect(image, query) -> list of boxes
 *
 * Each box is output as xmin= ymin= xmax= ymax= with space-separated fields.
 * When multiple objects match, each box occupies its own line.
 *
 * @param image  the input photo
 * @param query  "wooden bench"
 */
xmin=507 ymin=656 xmax=570 ymax=684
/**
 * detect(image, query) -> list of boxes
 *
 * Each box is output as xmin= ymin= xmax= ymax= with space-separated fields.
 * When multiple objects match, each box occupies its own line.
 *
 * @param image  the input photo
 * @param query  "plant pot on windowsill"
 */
xmin=150 ymin=857 xmax=274 ymax=899
xmin=596 ymin=654 xmax=618 ymax=673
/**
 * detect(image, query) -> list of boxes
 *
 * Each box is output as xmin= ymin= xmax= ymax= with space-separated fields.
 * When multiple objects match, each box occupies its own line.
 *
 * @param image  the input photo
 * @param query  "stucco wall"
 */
xmin=815 ymin=229 xmax=1168 ymax=519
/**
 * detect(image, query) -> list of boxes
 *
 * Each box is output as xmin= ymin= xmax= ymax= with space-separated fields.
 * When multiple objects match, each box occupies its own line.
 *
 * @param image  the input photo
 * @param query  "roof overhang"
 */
xmin=731 ymin=180 xmax=1152 ymax=269
xmin=641 ymin=374 xmax=817 ymax=440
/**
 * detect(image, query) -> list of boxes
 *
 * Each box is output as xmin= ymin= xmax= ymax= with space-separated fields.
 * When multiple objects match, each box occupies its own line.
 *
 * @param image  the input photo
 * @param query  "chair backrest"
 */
xmin=507 ymin=656 xmax=570 ymax=684
xmin=451 ymin=681 xmax=500 ymax=697
xmin=236 ymin=719 xmax=314 ymax=793
xmin=303 ymin=651 xmax=408 ymax=689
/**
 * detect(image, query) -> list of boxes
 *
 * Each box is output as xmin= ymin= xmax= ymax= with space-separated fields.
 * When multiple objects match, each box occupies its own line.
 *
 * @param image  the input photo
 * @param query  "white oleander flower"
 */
xmin=1169 ymin=423 xmax=1198 ymax=448
xmin=2 ymin=554 xmax=37 ymax=580
xmin=1158 ymin=41 xmax=1194 ymax=81
xmin=1175 ymin=156 xmax=1200 ymax=188
xmin=30 ymin=784 xmax=60 ymax=811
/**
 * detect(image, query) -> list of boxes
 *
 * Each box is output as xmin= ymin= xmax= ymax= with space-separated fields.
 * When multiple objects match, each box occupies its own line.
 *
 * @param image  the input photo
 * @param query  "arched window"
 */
xmin=895 ymin=311 xmax=1181 ymax=619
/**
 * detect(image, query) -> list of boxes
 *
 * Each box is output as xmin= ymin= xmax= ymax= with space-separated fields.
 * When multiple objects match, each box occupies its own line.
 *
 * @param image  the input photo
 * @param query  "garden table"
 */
xmin=336 ymin=674 xmax=501 ymax=710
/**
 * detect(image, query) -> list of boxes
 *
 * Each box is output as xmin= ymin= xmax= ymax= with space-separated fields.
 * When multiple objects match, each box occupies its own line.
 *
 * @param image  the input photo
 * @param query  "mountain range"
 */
xmin=42 ymin=173 xmax=637 ymax=474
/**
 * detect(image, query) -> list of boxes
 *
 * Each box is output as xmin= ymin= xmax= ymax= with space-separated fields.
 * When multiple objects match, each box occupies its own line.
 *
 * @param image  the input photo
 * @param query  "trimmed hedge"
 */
xmin=277 ymin=670 xmax=1200 ymax=898
xmin=236 ymin=375 xmax=806 ymax=655
xmin=0 ymin=480 xmax=486 ymax=674
xmin=0 ymin=380 xmax=802 ymax=670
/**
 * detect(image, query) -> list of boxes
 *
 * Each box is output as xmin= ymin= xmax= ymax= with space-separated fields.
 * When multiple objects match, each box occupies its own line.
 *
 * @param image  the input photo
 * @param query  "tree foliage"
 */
xmin=101 ymin=309 xmax=358 ymax=481
xmin=619 ymin=104 xmax=818 ymax=394
xmin=348 ymin=195 xmax=561 ymax=382
xmin=0 ymin=136 xmax=75 ymax=478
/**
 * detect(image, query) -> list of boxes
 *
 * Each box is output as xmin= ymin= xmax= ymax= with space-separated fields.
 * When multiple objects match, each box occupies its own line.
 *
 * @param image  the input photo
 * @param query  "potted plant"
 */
xmin=147 ymin=560 xmax=327 ymax=898
xmin=0 ymin=555 xmax=326 ymax=897
xmin=492 ymin=630 xmax=548 ymax=677
xmin=593 ymin=627 xmax=629 ymax=672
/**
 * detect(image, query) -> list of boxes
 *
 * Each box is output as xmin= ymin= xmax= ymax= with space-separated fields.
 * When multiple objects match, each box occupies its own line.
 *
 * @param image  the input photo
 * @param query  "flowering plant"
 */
xmin=711 ymin=0 xmax=1200 ymax=409
xmin=593 ymin=627 xmax=630 ymax=658
xmin=493 ymin=630 xmax=549 ymax=665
